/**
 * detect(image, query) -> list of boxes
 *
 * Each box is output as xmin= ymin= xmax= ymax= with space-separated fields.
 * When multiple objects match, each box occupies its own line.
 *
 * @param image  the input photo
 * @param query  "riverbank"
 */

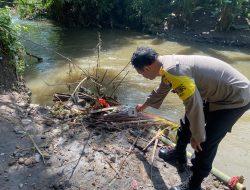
xmin=0 ymin=86 xmax=229 ymax=190
xmin=1 ymin=12 xmax=248 ymax=189
xmin=145 ymin=14 xmax=250 ymax=49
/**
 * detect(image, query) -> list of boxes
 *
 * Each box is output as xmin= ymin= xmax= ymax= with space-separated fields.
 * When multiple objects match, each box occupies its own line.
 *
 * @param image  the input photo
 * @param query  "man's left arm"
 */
xmin=183 ymin=87 xmax=206 ymax=150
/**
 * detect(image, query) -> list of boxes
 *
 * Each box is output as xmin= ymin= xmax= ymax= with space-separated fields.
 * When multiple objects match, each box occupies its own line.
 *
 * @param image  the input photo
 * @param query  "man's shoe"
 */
xmin=170 ymin=181 xmax=202 ymax=190
xmin=158 ymin=147 xmax=187 ymax=172
xmin=158 ymin=147 xmax=187 ymax=163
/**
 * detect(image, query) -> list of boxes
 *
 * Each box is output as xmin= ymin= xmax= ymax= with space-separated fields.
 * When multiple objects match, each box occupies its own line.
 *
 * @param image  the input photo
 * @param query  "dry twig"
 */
xmin=110 ymin=71 xmax=129 ymax=97
xmin=70 ymin=77 xmax=88 ymax=103
xmin=150 ymin=129 xmax=160 ymax=179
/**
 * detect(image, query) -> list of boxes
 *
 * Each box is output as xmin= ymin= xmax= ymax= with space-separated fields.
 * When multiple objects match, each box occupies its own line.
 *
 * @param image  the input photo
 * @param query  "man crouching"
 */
xmin=131 ymin=47 xmax=250 ymax=190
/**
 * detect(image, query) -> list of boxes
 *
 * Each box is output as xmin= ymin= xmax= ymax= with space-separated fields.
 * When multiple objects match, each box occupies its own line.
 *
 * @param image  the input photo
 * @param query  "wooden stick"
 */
xmin=70 ymin=77 xmax=88 ymax=103
xmin=26 ymin=52 xmax=43 ymax=62
xmin=143 ymin=129 xmax=166 ymax=151
xmin=90 ymin=106 xmax=118 ymax=114
xmin=105 ymin=158 xmax=121 ymax=178
xmin=119 ymin=125 xmax=146 ymax=172
xmin=26 ymin=132 xmax=46 ymax=164
xmin=3 ymin=115 xmax=46 ymax=165
xmin=77 ymin=92 xmax=96 ymax=100
xmin=115 ymin=119 xmax=155 ymax=126
xmin=150 ymin=129 xmax=160 ymax=179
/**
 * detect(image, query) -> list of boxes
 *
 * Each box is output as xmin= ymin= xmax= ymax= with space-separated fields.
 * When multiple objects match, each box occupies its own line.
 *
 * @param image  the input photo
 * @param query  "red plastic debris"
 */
xmin=98 ymin=98 xmax=110 ymax=108
xmin=228 ymin=176 xmax=240 ymax=189
xmin=131 ymin=179 xmax=138 ymax=190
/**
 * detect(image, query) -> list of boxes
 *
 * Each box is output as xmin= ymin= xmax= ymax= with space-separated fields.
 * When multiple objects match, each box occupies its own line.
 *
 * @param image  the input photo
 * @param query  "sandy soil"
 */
xmin=0 ymin=91 xmax=228 ymax=190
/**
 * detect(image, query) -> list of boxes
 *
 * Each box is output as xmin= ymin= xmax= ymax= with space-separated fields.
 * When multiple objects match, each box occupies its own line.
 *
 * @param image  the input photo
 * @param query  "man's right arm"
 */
xmin=144 ymin=79 xmax=172 ymax=109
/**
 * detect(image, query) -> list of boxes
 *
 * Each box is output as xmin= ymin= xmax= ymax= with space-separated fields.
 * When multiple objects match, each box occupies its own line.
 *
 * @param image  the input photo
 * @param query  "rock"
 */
xmin=43 ymin=152 xmax=51 ymax=160
xmin=40 ymin=135 xmax=46 ymax=139
xmin=27 ymin=91 xmax=32 ymax=96
xmin=131 ymin=179 xmax=138 ymax=190
xmin=0 ymin=153 xmax=5 ymax=156
xmin=16 ymin=145 xmax=21 ymax=149
xmin=110 ymin=156 xmax=116 ymax=163
xmin=68 ymin=131 xmax=75 ymax=138
xmin=202 ymin=31 xmax=209 ymax=35
xmin=8 ymin=159 xmax=16 ymax=166
xmin=88 ymin=157 xmax=94 ymax=162
xmin=13 ymin=151 xmax=24 ymax=158
xmin=21 ymin=119 xmax=32 ymax=125
xmin=4 ymin=175 xmax=9 ymax=181
xmin=19 ymin=101 xmax=29 ymax=108
xmin=62 ymin=124 xmax=69 ymax=131
xmin=34 ymin=153 xmax=40 ymax=163
xmin=24 ymin=157 xmax=36 ymax=166
xmin=19 ymin=183 xmax=24 ymax=188
xmin=78 ymin=99 xmax=86 ymax=107
xmin=51 ymin=128 xmax=61 ymax=136
xmin=13 ymin=128 xmax=26 ymax=135
xmin=43 ymin=119 xmax=55 ymax=126
xmin=36 ymin=106 xmax=49 ymax=115
xmin=46 ymin=161 xmax=52 ymax=167
xmin=213 ymin=180 xmax=220 ymax=188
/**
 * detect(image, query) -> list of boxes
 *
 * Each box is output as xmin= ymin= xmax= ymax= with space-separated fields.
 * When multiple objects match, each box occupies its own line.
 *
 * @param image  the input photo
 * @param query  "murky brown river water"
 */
xmin=16 ymin=18 xmax=250 ymax=187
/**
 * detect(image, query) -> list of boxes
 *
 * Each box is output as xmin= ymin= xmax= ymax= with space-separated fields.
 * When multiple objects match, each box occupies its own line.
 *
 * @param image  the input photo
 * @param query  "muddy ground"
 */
xmin=0 ymin=91 xmax=228 ymax=190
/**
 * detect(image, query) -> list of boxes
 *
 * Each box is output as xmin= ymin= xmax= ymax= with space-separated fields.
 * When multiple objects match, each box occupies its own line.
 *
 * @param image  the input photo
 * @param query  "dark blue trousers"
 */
xmin=176 ymin=102 xmax=250 ymax=186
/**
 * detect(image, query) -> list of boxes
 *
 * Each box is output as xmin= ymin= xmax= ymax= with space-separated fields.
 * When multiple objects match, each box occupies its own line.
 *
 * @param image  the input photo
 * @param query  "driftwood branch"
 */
xmin=26 ymin=52 xmax=43 ymax=62
xmin=70 ymin=77 xmax=88 ymax=103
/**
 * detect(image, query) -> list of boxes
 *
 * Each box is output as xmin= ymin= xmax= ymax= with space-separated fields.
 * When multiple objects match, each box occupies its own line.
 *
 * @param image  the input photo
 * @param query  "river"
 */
xmin=15 ymin=18 xmax=250 ymax=187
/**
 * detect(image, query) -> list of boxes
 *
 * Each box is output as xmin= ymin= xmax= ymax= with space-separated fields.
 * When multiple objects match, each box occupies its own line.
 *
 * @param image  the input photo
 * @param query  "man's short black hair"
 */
xmin=131 ymin=47 xmax=158 ymax=70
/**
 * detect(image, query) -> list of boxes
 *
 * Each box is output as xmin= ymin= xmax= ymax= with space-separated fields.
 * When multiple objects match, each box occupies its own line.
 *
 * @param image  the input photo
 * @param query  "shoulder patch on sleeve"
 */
xmin=162 ymin=70 xmax=195 ymax=101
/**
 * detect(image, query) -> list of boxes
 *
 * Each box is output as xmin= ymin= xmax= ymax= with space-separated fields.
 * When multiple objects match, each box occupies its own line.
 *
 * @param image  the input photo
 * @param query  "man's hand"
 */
xmin=191 ymin=137 xmax=203 ymax=152
xmin=136 ymin=104 xmax=148 ymax=112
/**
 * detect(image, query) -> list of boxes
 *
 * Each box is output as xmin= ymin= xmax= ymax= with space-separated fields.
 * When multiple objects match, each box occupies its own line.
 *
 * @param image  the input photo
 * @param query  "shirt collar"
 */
xmin=159 ymin=67 xmax=165 ymax=76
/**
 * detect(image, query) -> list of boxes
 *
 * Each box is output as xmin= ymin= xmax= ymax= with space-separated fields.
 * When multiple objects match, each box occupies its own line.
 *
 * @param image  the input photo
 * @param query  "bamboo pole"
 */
xmin=149 ymin=129 xmax=246 ymax=190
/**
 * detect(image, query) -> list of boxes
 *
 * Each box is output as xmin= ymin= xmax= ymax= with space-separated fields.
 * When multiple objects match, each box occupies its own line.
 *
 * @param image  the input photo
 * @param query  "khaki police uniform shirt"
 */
xmin=145 ymin=55 xmax=250 ymax=142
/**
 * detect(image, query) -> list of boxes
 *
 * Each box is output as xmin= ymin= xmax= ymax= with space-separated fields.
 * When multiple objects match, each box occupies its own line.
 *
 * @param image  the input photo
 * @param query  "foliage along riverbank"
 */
xmin=12 ymin=0 xmax=250 ymax=48
xmin=0 ymin=7 xmax=25 ymax=92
